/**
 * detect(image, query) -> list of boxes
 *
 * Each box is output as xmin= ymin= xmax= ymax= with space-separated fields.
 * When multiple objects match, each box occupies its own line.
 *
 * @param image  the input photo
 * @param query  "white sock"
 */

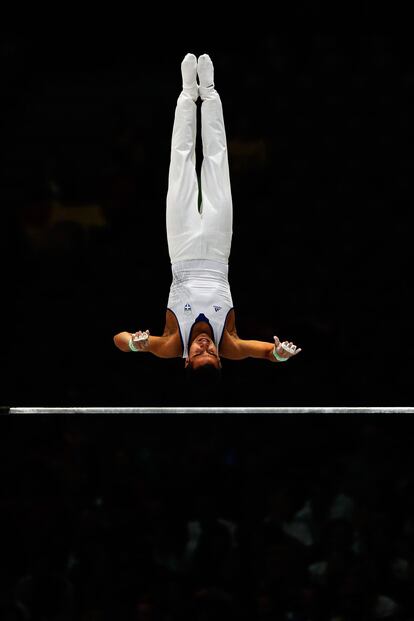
xmin=181 ymin=53 xmax=198 ymax=101
xmin=197 ymin=54 xmax=215 ymax=99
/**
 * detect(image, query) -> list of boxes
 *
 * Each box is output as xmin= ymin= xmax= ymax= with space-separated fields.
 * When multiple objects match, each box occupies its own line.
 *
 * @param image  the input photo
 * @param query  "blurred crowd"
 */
xmin=1 ymin=415 xmax=414 ymax=620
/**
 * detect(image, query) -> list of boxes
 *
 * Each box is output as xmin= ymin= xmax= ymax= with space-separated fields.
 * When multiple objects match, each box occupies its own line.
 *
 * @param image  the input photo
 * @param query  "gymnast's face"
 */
xmin=185 ymin=333 xmax=222 ymax=370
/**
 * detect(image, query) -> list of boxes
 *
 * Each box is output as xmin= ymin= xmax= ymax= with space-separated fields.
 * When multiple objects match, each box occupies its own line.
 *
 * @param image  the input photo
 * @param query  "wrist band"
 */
xmin=128 ymin=337 xmax=140 ymax=352
xmin=273 ymin=348 xmax=288 ymax=362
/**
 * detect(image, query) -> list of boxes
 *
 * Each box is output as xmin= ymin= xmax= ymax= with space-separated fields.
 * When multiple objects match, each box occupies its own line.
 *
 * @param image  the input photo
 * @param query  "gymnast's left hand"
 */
xmin=273 ymin=335 xmax=302 ymax=360
xmin=131 ymin=330 xmax=150 ymax=351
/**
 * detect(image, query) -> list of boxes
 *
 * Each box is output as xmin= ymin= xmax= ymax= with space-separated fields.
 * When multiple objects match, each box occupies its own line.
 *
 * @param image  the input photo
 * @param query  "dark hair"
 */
xmin=185 ymin=362 xmax=222 ymax=384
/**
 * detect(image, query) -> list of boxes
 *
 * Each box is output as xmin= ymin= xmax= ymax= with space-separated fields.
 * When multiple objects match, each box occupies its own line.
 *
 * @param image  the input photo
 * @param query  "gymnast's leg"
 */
xmin=198 ymin=54 xmax=233 ymax=264
xmin=166 ymin=53 xmax=202 ymax=264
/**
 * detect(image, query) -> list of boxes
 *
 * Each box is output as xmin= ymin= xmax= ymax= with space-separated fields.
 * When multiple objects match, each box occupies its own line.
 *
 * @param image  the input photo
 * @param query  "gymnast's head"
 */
xmin=185 ymin=333 xmax=222 ymax=371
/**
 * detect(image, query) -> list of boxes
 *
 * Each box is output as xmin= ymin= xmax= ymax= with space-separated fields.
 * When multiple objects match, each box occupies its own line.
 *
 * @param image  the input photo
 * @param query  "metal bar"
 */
xmin=6 ymin=407 xmax=414 ymax=414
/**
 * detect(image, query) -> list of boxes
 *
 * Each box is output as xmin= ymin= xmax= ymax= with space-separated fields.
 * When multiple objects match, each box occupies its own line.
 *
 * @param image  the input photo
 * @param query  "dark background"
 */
xmin=1 ymin=20 xmax=414 ymax=621
xmin=1 ymin=26 xmax=412 ymax=407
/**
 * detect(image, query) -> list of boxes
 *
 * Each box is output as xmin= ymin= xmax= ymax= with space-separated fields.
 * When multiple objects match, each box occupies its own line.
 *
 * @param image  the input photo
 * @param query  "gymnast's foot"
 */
xmin=197 ymin=54 xmax=215 ymax=100
xmin=181 ymin=53 xmax=198 ymax=101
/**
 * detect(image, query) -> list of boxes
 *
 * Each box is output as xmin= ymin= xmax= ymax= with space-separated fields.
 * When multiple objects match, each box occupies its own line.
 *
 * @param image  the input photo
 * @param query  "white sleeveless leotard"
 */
xmin=167 ymin=259 xmax=234 ymax=358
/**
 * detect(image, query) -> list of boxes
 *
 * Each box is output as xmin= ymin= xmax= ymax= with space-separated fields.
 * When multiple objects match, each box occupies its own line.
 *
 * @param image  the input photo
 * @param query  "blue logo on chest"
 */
xmin=184 ymin=303 xmax=191 ymax=312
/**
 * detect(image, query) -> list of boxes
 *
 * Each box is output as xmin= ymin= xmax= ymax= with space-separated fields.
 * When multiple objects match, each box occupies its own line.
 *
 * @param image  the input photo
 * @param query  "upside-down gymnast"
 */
xmin=114 ymin=53 xmax=301 ymax=377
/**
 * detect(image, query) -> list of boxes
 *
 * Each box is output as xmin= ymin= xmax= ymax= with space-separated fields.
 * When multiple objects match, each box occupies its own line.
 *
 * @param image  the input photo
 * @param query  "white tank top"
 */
xmin=167 ymin=259 xmax=234 ymax=359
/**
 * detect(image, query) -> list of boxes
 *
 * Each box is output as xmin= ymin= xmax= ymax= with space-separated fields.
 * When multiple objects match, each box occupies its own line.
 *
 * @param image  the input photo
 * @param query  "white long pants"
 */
xmin=166 ymin=89 xmax=233 ymax=265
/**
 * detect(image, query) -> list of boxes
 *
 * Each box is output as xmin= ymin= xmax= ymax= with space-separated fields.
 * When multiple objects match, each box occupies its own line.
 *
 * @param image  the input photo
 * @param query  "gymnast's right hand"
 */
xmin=131 ymin=329 xmax=150 ymax=351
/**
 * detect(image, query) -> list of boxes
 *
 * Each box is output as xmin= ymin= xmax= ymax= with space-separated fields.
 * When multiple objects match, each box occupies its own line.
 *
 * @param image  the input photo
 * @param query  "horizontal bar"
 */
xmin=6 ymin=407 xmax=414 ymax=414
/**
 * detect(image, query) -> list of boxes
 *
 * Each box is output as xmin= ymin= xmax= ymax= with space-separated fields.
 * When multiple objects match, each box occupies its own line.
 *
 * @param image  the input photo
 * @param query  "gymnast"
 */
xmin=114 ymin=53 xmax=301 ymax=380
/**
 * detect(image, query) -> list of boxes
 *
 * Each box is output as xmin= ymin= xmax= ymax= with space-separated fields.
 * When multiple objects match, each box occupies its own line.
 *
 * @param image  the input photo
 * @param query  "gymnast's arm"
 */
xmin=113 ymin=332 xmax=178 ymax=358
xmin=222 ymin=335 xmax=301 ymax=362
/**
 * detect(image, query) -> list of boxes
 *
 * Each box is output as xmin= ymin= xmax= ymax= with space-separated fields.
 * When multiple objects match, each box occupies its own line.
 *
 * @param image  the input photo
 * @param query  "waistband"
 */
xmin=171 ymin=259 xmax=229 ymax=277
